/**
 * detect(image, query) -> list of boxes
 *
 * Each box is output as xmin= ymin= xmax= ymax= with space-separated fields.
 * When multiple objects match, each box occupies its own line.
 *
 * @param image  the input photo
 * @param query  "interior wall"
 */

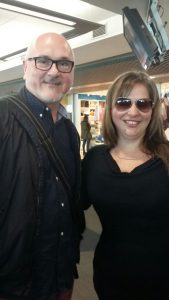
xmin=0 ymin=79 xmax=24 ymax=97
xmin=1 ymin=52 xmax=169 ymax=97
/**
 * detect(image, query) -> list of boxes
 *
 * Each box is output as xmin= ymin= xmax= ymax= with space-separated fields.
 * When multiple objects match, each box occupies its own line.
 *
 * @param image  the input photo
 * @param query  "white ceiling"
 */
xmin=0 ymin=0 xmax=169 ymax=84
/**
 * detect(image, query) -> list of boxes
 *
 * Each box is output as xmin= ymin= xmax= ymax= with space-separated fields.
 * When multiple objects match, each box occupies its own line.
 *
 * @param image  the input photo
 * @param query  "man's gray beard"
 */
xmin=42 ymin=93 xmax=63 ymax=104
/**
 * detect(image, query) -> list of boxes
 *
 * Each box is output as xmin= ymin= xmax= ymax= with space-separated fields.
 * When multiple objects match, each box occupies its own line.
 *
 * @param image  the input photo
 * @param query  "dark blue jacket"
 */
xmin=0 ymin=88 xmax=84 ymax=299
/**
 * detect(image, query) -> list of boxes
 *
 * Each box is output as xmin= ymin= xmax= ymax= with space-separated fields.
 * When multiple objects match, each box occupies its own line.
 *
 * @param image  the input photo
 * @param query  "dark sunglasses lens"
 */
xmin=136 ymin=99 xmax=153 ymax=112
xmin=115 ymin=98 xmax=131 ymax=111
xmin=115 ymin=98 xmax=153 ymax=112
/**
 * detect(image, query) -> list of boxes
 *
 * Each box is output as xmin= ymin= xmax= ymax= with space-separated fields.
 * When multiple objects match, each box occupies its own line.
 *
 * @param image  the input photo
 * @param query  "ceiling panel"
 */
xmin=0 ymin=0 xmax=169 ymax=88
xmin=0 ymin=0 xmax=113 ymax=68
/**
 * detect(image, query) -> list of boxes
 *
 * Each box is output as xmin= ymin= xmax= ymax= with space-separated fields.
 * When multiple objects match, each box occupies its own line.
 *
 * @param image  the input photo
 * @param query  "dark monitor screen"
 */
xmin=123 ymin=6 xmax=159 ymax=69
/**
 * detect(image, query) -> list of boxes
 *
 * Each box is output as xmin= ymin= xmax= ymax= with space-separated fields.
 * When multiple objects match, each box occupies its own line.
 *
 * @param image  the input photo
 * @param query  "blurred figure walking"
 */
xmin=81 ymin=115 xmax=92 ymax=156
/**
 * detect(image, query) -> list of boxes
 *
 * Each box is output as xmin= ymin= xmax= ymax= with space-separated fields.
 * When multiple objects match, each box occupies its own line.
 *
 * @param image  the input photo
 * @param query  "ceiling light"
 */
xmin=0 ymin=3 xmax=75 ymax=26
xmin=0 ymin=49 xmax=27 ymax=61
xmin=0 ymin=57 xmax=23 ymax=72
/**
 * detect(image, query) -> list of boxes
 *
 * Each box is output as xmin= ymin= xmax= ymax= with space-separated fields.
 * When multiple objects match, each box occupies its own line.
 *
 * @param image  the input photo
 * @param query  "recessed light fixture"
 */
xmin=0 ymin=3 xmax=75 ymax=26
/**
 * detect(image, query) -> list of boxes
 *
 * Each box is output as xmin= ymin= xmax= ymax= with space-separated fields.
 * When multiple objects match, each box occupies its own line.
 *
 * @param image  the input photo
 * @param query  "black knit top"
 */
xmin=81 ymin=145 xmax=169 ymax=300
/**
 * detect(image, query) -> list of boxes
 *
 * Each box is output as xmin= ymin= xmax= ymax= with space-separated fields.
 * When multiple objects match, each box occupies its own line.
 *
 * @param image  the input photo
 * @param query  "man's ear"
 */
xmin=23 ymin=59 xmax=27 ymax=72
xmin=22 ymin=60 xmax=27 ymax=79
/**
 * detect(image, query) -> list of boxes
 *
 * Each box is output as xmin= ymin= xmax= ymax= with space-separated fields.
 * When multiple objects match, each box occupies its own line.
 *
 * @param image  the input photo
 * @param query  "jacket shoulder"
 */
xmin=0 ymin=93 xmax=19 ymax=111
xmin=64 ymin=118 xmax=80 ymax=148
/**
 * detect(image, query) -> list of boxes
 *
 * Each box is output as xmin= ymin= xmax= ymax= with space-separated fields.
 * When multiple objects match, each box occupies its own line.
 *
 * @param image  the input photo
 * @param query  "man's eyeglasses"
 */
xmin=28 ymin=56 xmax=74 ymax=73
xmin=114 ymin=97 xmax=154 ymax=113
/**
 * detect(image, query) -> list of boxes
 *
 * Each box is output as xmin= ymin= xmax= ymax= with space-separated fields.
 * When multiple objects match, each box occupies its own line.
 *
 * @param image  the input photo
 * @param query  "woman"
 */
xmin=81 ymin=71 xmax=169 ymax=300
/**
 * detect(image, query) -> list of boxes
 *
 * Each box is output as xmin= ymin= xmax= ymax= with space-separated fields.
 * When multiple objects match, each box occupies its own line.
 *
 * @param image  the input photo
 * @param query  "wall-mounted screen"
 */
xmin=123 ymin=6 xmax=160 ymax=69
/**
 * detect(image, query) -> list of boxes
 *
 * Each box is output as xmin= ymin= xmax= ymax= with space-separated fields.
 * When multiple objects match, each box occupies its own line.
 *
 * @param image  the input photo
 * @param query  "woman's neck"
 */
xmin=110 ymin=142 xmax=151 ymax=172
xmin=112 ymin=139 xmax=150 ymax=160
xmin=116 ymin=139 xmax=142 ymax=153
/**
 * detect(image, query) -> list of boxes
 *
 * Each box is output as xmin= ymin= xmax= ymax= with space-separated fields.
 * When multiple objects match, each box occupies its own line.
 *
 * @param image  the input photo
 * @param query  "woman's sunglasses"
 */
xmin=114 ymin=97 xmax=154 ymax=113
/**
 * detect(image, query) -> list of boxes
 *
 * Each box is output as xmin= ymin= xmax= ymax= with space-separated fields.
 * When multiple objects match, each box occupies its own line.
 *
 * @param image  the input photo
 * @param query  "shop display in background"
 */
xmin=94 ymin=101 xmax=105 ymax=136
xmin=80 ymin=98 xmax=105 ymax=138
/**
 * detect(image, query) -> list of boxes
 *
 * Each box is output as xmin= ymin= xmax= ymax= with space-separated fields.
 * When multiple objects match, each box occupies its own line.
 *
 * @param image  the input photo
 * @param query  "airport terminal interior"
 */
xmin=0 ymin=0 xmax=169 ymax=299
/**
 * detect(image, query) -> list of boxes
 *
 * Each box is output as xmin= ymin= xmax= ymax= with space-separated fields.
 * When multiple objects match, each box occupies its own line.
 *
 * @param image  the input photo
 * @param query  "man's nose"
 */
xmin=48 ymin=62 xmax=60 ymax=73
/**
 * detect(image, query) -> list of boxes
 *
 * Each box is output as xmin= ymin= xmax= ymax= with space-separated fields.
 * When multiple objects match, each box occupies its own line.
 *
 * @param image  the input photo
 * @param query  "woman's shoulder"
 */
xmin=82 ymin=145 xmax=108 ymax=174
xmin=84 ymin=144 xmax=108 ymax=160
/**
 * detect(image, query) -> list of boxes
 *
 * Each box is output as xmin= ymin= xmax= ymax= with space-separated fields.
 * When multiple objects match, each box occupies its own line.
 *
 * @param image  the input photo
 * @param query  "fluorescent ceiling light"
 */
xmin=0 ymin=49 xmax=26 ymax=72
xmin=5 ymin=52 xmax=26 ymax=61
xmin=0 ymin=57 xmax=23 ymax=71
xmin=0 ymin=0 xmax=105 ymax=72
xmin=12 ymin=0 xmax=112 ymax=22
xmin=0 ymin=3 xmax=75 ymax=26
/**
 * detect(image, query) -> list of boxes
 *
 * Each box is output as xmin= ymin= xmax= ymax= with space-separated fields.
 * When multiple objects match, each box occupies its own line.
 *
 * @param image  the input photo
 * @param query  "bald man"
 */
xmin=0 ymin=32 xmax=84 ymax=300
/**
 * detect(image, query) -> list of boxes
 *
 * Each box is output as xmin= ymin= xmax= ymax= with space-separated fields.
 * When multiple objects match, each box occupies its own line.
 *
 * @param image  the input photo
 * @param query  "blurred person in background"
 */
xmin=81 ymin=114 xmax=92 ymax=156
xmin=161 ymin=97 xmax=168 ymax=130
xmin=164 ymin=93 xmax=169 ymax=125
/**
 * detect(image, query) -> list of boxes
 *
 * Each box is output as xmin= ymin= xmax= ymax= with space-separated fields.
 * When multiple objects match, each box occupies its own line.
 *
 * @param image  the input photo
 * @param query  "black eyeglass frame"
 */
xmin=114 ymin=97 xmax=154 ymax=112
xmin=27 ymin=56 xmax=74 ymax=73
